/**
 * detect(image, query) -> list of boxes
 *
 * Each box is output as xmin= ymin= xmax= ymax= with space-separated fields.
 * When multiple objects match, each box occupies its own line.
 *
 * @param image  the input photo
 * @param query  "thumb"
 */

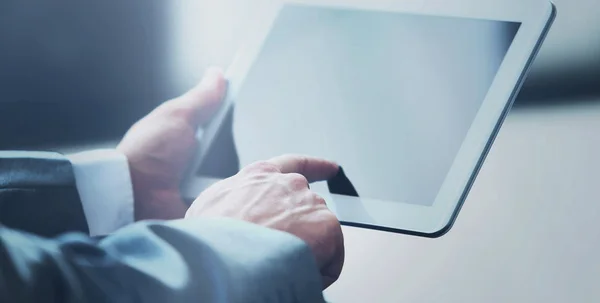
xmin=158 ymin=67 xmax=227 ymax=127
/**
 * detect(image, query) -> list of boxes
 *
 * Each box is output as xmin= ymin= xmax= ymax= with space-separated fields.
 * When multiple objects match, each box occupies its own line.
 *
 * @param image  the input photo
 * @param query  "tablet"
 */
xmin=181 ymin=0 xmax=556 ymax=237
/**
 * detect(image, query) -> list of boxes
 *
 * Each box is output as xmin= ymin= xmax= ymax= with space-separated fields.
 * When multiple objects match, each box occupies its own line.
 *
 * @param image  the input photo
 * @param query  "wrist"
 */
xmin=134 ymin=190 xmax=188 ymax=221
xmin=124 ymin=160 xmax=188 ymax=221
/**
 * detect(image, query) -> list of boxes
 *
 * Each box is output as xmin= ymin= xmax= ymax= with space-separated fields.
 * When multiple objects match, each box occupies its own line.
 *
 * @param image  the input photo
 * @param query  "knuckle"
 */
xmin=287 ymin=173 xmax=308 ymax=189
xmin=171 ymin=119 xmax=193 ymax=134
xmin=298 ymin=156 xmax=309 ymax=173
xmin=158 ymin=118 xmax=193 ymax=139
xmin=155 ymin=101 xmax=194 ymax=122
xmin=244 ymin=161 xmax=280 ymax=174
xmin=170 ymin=107 xmax=194 ymax=122
xmin=311 ymin=192 xmax=327 ymax=206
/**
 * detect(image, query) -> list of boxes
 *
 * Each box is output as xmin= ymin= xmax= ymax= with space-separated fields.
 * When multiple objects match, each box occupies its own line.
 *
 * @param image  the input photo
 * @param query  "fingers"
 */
xmin=316 ymin=210 xmax=344 ymax=289
xmin=267 ymin=154 xmax=339 ymax=183
xmin=321 ymin=226 xmax=345 ymax=289
xmin=156 ymin=67 xmax=227 ymax=127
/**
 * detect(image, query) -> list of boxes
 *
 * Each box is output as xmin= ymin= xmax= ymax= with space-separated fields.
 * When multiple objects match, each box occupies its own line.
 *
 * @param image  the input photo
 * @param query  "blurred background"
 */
xmin=0 ymin=0 xmax=598 ymax=149
xmin=1 ymin=0 xmax=600 ymax=302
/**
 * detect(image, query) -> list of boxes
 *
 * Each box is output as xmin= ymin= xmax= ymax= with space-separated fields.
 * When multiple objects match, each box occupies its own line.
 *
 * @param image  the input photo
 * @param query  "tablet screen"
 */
xmin=202 ymin=4 xmax=521 ymax=206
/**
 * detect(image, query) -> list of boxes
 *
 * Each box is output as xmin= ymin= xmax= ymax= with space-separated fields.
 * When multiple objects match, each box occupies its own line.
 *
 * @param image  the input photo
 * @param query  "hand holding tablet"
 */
xmin=182 ymin=0 xmax=556 ymax=237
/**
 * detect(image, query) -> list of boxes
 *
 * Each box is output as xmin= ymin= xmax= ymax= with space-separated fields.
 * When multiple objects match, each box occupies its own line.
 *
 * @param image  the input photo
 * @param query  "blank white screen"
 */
xmin=232 ymin=4 xmax=520 ymax=206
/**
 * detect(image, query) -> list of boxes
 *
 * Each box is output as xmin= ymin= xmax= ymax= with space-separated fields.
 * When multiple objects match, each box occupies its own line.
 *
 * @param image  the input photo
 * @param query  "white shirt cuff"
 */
xmin=67 ymin=149 xmax=134 ymax=236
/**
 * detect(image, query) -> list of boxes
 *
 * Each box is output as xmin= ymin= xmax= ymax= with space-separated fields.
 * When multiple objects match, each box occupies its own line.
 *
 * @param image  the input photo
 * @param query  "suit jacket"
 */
xmin=0 ymin=151 xmax=325 ymax=302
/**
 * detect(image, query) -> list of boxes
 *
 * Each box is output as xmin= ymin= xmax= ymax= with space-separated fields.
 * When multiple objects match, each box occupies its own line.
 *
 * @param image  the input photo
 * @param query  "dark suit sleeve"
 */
xmin=0 ymin=151 xmax=89 ymax=237
xmin=0 ymin=151 xmax=325 ymax=302
xmin=0 ymin=218 xmax=325 ymax=303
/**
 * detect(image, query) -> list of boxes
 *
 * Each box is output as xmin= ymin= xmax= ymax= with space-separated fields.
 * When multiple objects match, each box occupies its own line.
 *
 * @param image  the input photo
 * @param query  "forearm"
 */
xmin=0 ymin=218 xmax=325 ymax=303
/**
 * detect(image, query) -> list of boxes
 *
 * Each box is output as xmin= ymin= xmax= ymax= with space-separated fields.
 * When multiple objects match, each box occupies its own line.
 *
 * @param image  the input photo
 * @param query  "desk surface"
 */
xmin=324 ymin=100 xmax=600 ymax=302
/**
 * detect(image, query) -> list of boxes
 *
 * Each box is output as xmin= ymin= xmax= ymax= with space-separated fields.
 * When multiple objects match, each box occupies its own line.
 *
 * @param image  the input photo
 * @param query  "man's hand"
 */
xmin=186 ymin=154 xmax=345 ymax=289
xmin=117 ymin=68 xmax=227 ymax=221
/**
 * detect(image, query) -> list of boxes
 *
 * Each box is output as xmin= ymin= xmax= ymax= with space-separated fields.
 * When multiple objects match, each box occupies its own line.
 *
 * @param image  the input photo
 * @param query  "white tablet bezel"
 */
xmin=182 ymin=0 xmax=556 ymax=237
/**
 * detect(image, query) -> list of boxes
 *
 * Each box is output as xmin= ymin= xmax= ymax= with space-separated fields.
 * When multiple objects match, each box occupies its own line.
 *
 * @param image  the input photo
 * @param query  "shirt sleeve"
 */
xmin=67 ymin=149 xmax=134 ymax=236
